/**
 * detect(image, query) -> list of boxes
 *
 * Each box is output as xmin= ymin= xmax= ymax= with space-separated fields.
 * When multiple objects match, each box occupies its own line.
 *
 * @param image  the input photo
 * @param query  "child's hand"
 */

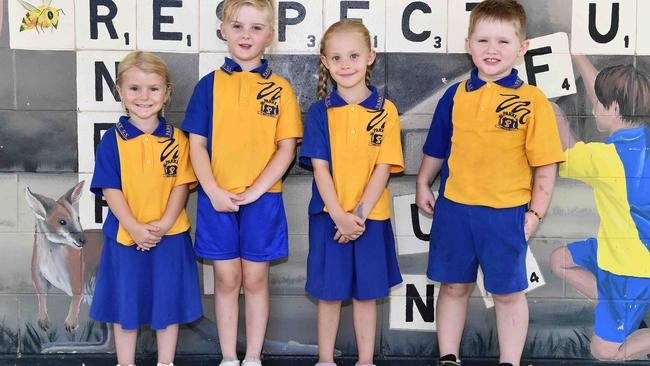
xmin=147 ymin=219 xmax=173 ymax=237
xmin=127 ymin=223 xmax=162 ymax=251
xmin=524 ymin=211 xmax=541 ymax=241
xmin=416 ymin=183 xmax=436 ymax=215
xmin=236 ymin=186 xmax=264 ymax=206
xmin=332 ymin=212 xmax=365 ymax=244
xmin=208 ymin=187 xmax=243 ymax=212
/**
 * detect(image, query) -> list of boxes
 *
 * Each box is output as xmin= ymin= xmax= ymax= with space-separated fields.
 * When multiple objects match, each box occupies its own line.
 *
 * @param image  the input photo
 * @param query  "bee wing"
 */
xmin=17 ymin=0 xmax=38 ymax=11
xmin=43 ymin=0 xmax=52 ymax=6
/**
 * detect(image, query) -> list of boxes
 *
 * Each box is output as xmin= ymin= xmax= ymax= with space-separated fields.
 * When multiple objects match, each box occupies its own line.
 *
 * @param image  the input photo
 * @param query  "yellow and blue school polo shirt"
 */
xmin=90 ymin=116 xmax=196 ymax=246
xmin=560 ymin=126 xmax=650 ymax=278
xmin=299 ymin=86 xmax=404 ymax=220
xmin=423 ymin=68 xmax=564 ymax=208
xmin=181 ymin=58 xmax=302 ymax=194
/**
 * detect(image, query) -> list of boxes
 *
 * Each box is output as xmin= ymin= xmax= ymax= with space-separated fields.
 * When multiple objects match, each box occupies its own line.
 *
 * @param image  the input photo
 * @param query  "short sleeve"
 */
xmin=298 ymin=101 xmax=329 ymax=168
xmin=181 ymin=72 xmax=214 ymax=137
xmin=559 ymin=141 xmax=602 ymax=182
xmin=423 ymin=83 xmax=459 ymax=158
xmin=525 ymin=89 xmax=565 ymax=167
xmin=275 ymin=82 xmax=303 ymax=142
xmin=90 ymin=129 xmax=121 ymax=196
xmin=377 ymin=102 xmax=404 ymax=173
xmin=173 ymin=129 xmax=198 ymax=189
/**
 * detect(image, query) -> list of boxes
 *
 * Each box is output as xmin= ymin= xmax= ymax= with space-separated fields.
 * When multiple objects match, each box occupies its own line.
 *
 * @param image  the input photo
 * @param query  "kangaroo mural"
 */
xmin=24 ymin=181 xmax=113 ymax=353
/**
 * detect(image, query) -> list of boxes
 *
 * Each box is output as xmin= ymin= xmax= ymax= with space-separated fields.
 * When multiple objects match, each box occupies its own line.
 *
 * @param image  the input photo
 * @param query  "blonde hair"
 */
xmin=221 ymin=0 xmax=275 ymax=24
xmin=468 ymin=0 xmax=527 ymax=40
xmin=318 ymin=20 xmax=373 ymax=100
xmin=116 ymin=51 xmax=171 ymax=116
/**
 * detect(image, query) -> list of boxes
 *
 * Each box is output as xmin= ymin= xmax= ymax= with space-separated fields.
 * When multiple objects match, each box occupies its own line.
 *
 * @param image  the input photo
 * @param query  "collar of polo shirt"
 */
xmin=605 ymin=125 xmax=648 ymax=144
xmin=324 ymin=85 xmax=385 ymax=111
xmin=220 ymin=57 xmax=273 ymax=79
xmin=465 ymin=68 xmax=524 ymax=92
xmin=115 ymin=115 xmax=174 ymax=141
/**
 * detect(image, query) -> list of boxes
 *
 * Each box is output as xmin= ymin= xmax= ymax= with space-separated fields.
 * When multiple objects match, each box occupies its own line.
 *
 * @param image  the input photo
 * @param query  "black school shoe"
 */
xmin=438 ymin=354 xmax=461 ymax=366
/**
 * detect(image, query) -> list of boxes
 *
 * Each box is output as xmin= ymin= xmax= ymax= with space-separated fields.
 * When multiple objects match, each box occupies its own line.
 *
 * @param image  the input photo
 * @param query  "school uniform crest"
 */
xmin=257 ymin=81 xmax=282 ymax=118
xmin=495 ymin=94 xmax=531 ymax=131
xmin=159 ymin=137 xmax=179 ymax=178
xmin=367 ymin=109 xmax=387 ymax=146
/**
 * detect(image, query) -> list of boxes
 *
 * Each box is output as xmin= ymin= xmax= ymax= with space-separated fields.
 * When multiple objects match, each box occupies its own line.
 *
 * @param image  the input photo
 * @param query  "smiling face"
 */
xmin=320 ymin=30 xmax=376 ymax=94
xmin=465 ymin=19 xmax=528 ymax=81
xmin=117 ymin=67 xmax=170 ymax=126
xmin=221 ymin=4 xmax=274 ymax=70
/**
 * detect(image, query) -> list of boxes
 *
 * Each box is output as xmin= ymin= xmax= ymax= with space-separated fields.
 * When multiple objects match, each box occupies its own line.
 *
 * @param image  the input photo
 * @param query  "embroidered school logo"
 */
xmin=495 ymin=94 xmax=531 ymax=131
xmin=366 ymin=109 xmax=387 ymax=146
xmin=159 ymin=137 xmax=179 ymax=178
xmin=257 ymin=81 xmax=282 ymax=118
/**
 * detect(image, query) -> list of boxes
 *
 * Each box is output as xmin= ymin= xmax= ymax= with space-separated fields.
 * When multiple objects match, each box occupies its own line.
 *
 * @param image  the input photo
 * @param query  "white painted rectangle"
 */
xmin=77 ymin=112 xmax=120 ymax=173
xmin=76 ymin=50 xmax=129 ymax=112
xmin=75 ymin=0 xmax=136 ymax=50
xmin=390 ymin=274 xmax=438 ymax=331
xmin=571 ymin=0 xmax=636 ymax=55
xmin=9 ymin=0 xmax=75 ymax=50
xmin=270 ymin=0 xmax=322 ymax=54
xmin=199 ymin=0 xmax=227 ymax=52
xmin=514 ymin=32 xmax=577 ymax=98
xmin=446 ymin=0 xmax=483 ymax=54
xmin=392 ymin=193 xmax=433 ymax=256
xmin=137 ymin=0 xmax=199 ymax=53
xmin=385 ymin=0 xmax=447 ymax=53
xmin=199 ymin=52 xmax=229 ymax=78
xmin=323 ymin=0 xmax=386 ymax=52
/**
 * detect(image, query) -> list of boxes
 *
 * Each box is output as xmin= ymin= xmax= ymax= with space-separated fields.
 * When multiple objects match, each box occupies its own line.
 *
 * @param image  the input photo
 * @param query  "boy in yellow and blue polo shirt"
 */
xmin=551 ymin=56 xmax=650 ymax=361
xmin=182 ymin=58 xmax=301 ymax=261
xmin=416 ymin=1 xmax=564 ymax=365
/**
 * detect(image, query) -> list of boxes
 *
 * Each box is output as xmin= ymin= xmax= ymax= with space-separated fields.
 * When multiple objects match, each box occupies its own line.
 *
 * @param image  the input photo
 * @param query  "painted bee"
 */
xmin=18 ymin=0 xmax=64 ymax=33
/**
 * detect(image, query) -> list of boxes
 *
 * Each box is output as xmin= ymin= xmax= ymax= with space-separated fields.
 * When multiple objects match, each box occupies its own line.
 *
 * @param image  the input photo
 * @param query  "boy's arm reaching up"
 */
xmin=552 ymin=102 xmax=579 ymax=150
xmin=416 ymin=155 xmax=444 ymax=215
xmin=573 ymin=54 xmax=599 ymax=108
xmin=525 ymin=163 xmax=558 ymax=240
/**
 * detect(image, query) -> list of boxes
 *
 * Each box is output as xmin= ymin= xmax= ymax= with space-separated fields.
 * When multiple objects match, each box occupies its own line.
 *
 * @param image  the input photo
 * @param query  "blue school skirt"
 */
xmin=305 ymin=213 xmax=403 ymax=301
xmin=90 ymin=231 xmax=203 ymax=330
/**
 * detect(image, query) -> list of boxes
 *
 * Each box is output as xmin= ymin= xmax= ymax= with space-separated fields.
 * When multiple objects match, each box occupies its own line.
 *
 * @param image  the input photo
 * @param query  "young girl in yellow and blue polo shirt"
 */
xmin=181 ymin=1 xmax=302 ymax=365
xmin=90 ymin=51 xmax=202 ymax=366
xmin=299 ymin=20 xmax=404 ymax=366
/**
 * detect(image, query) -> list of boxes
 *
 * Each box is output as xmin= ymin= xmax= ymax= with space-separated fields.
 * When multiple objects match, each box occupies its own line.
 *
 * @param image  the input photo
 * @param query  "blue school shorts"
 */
xmin=194 ymin=191 xmax=288 ymax=262
xmin=568 ymin=238 xmax=650 ymax=343
xmin=90 ymin=232 xmax=202 ymax=330
xmin=427 ymin=195 xmax=528 ymax=294
xmin=305 ymin=213 xmax=402 ymax=301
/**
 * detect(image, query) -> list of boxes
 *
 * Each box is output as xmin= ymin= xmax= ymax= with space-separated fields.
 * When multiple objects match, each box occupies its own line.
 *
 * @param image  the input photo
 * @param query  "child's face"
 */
xmin=320 ymin=31 xmax=376 ymax=93
xmin=117 ymin=67 xmax=169 ymax=125
xmin=221 ymin=5 xmax=274 ymax=67
xmin=465 ymin=19 xmax=528 ymax=81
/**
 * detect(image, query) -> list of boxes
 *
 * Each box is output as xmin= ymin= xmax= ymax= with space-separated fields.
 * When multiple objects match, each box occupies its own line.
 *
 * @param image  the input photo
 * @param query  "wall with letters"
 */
xmin=1 ymin=0 xmax=649 ymax=361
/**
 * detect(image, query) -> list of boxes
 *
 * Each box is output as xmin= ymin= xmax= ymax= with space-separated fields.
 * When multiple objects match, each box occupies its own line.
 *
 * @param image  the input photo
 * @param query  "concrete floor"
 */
xmin=1 ymin=356 xmax=649 ymax=366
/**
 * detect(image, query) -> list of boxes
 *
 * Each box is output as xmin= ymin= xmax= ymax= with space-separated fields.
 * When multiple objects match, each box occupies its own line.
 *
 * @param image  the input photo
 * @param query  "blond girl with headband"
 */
xmin=299 ymin=20 xmax=404 ymax=366
xmin=90 ymin=51 xmax=202 ymax=366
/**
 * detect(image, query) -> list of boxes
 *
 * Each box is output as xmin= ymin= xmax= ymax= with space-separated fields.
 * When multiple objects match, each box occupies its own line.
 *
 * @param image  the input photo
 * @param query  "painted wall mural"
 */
xmin=1 ymin=0 xmax=650 ymax=362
